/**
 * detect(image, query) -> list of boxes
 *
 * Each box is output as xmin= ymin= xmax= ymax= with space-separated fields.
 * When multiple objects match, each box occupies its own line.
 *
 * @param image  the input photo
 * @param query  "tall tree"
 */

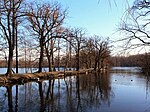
xmin=71 ymin=28 xmax=86 ymax=71
xmin=0 ymin=0 xmax=25 ymax=76
xmin=93 ymin=36 xmax=110 ymax=70
xmin=26 ymin=2 xmax=66 ymax=72
xmin=80 ymin=38 xmax=95 ymax=69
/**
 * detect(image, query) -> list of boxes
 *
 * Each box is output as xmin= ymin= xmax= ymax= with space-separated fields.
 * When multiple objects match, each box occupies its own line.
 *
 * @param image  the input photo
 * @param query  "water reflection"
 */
xmin=7 ymin=85 xmax=13 ymax=112
xmin=0 ymin=72 xmax=112 ymax=112
xmin=2 ymin=69 xmax=150 ymax=112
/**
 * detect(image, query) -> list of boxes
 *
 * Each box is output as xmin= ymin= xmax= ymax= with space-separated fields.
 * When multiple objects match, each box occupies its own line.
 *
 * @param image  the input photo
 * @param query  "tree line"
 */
xmin=111 ymin=53 xmax=150 ymax=74
xmin=0 ymin=0 xmax=111 ymax=76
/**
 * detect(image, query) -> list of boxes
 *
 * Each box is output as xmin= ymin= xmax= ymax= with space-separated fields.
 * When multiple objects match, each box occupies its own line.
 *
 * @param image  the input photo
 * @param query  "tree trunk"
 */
xmin=94 ymin=54 xmax=97 ymax=71
xmin=45 ymin=43 xmax=52 ymax=72
xmin=69 ymin=38 xmax=72 ymax=69
xmin=38 ymin=45 xmax=44 ymax=73
xmin=6 ymin=43 xmax=14 ymax=76
xmin=6 ymin=1 xmax=16 ymax=76
xmin=57 ymin=39 xmax=60 ymax=71
xmin=48 ymin=56 xmax=52 ymax=72
xmin=51 ymin=39 xmax=55 ymax=71
xmin=76 ymin=50 xmax=80 ymax=71
xmin=51 ymin=51 xmax=56 ymax=71
xmin=16 ymin=24 xmax=18 ymax=74
xmin=38 ymin=37 xmax=44 ymax=73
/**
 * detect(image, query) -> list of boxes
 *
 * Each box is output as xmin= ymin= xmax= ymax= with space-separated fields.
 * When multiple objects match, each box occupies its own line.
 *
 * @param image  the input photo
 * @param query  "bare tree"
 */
xmin=93 ymin=36 xmax=110 ymax=71
xmin=70 ymin=28 xmax=86 ymax=71
xmin=0 ymin=0 xmax=25 ymax=76
xmin=63 ymin=28 xmax=71 ymax=70
xmin=26 ymin=2 xmax=66 ymax=72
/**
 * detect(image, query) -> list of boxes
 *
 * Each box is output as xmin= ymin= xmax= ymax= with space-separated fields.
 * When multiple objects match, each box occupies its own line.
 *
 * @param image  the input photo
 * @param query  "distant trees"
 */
xmin=111 ymin=55 xmax=140 ymax=67
xmin=110 ymin=53 xmax=150 ymax=73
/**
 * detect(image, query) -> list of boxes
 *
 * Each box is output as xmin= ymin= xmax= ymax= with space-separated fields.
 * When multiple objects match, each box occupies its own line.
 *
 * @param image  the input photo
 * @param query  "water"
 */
xmin=0 ymin=67 xmax=150 ymax=112
xmin=0 ymin=67 xmax=65 ymax=74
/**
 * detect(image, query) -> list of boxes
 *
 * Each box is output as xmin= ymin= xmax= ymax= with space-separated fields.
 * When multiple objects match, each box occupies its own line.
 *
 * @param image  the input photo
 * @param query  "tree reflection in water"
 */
xmin=15 ymin=85 xmax=18 ymax=112
xmin=2 ymin=72 xmax=112 ymax=112
xmin=6 ymin=85 xmax=13 ymax=112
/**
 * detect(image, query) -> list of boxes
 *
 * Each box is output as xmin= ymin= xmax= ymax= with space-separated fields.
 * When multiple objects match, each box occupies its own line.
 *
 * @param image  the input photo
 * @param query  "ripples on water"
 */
xmin=0 ymin=67 xmax=150 ymax=112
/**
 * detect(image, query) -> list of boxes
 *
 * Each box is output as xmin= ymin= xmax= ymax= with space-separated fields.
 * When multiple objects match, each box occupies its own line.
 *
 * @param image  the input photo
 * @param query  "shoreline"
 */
xmin=0 ymin=68 xmax=95 ymax=86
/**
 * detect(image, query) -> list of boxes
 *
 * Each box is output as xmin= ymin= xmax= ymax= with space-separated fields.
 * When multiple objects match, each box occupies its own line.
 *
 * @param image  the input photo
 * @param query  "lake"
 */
xmin=0 ymin=67 xmax=150 ymax=112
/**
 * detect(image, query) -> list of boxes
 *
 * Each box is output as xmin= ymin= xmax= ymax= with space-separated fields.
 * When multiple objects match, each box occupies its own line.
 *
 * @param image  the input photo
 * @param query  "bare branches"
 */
xmin=26 ymin=1 xmax=67 ymax=72
xmin=0 ymin=0 xmax=25 ymax=75
xmin=120 ymin=0 xmax=150 ymax=54
xmin=0 ymin=0 xmax=112 ymax=74
xmin=27 ymin=2 xmax=67 ymax=44
xmin=121 ymin=25 xmax=150 ymax=44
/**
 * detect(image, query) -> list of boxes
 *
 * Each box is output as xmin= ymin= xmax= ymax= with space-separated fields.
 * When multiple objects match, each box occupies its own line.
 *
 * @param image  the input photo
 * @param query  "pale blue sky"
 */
xmin=57 ymin=0 xmax=135 ymax=37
